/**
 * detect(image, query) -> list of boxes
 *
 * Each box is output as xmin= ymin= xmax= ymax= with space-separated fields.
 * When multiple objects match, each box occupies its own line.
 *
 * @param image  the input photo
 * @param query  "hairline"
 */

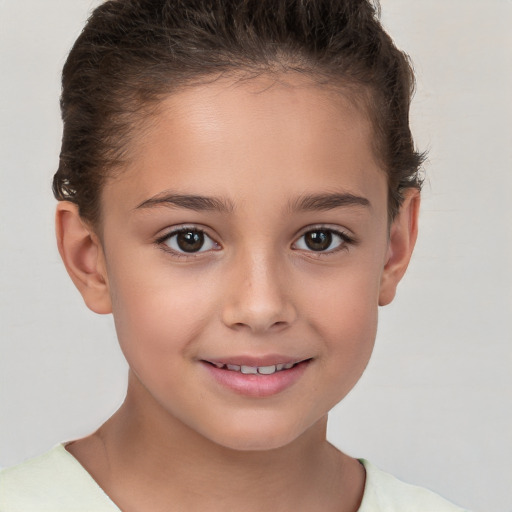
xmin=91 ymin=67 xmax=385 ymax=220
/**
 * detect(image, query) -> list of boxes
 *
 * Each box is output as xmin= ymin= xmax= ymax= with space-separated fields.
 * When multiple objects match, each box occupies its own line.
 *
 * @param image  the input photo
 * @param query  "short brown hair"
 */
xmin=53 ymin=0 xmax=425 ymax=225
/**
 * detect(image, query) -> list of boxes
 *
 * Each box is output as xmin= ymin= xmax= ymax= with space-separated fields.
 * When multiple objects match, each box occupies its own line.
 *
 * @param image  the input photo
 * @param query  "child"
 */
xmin=0 ymin=0 xmax=472 ymax=510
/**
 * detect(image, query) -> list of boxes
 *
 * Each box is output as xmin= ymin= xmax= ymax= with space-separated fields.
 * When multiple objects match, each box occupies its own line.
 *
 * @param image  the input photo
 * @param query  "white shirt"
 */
xmin=0 ymin=444 xmax=469 ymax=511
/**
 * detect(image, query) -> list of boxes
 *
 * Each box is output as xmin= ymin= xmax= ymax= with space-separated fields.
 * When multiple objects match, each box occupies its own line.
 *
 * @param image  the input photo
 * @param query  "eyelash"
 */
xmin=155 ymin=227 xmax=219 ymax=258
xmin=155 ymin=226 xmax=356 ymax=258
xmin=293 ymin=226 xmax=356 ymax=255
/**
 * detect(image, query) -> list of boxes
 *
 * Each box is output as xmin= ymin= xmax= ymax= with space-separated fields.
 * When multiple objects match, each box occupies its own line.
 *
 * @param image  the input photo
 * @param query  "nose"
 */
xmin=221 ymin=250 xmax=297 ymax=334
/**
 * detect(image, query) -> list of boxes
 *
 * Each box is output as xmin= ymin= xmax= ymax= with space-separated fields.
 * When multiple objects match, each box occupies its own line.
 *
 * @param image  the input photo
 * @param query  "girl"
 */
xmin=0 ymin=0 xmax=486 ymax=510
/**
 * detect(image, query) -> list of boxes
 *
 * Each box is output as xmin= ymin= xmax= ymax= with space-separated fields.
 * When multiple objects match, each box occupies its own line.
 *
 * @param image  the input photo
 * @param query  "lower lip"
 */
xmin=202 ymin=360 xmax=310 ymax=398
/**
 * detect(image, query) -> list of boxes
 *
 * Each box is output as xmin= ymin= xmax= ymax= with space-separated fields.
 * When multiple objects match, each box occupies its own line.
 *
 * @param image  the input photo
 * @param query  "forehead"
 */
xmin=102 ymin=74 xmax=386 ymax=215
xmin=154 ymin=74 xmax=374 ymax=159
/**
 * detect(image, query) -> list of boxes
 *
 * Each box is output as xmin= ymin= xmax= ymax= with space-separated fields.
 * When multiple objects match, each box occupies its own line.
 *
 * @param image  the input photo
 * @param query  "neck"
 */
xmin=70 ymin=372 xmax=364 ymax=512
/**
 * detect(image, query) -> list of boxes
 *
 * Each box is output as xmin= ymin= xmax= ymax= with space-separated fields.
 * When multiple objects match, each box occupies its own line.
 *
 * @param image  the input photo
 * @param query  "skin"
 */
xmin=56 ymin=74 xmax=419 ymax=512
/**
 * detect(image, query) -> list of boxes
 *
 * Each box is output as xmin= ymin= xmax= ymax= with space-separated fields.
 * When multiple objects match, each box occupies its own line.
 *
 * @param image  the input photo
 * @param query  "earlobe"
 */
xmin=378 ymin=189 xmax=420 ymax=306
xmin=56 ymin=202 xmax=112 ymax=314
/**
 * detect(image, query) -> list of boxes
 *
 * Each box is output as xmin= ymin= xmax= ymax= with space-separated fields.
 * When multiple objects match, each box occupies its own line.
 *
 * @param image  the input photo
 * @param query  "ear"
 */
xmin=379 ymin=189 xmax=420 ymax=306
xmin=55 ymin=202 xmax=112 ymax=314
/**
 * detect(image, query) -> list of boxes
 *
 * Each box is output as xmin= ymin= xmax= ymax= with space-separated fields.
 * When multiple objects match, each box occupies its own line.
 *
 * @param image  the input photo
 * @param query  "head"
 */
xmin=54 ymin=0 xmax=423 ymax=451
xmin=54 ymin=0 xmax=423 ymax=226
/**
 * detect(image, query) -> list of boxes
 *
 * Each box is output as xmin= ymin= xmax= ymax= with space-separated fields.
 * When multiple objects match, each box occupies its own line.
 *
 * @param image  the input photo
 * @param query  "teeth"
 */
xmin=210 ymin=361 xmax=301 ymax=374
xmin=257 ymin=365 xmax=277 ymax=375
xmin=240 ymin=365 xmax=258 ymax=374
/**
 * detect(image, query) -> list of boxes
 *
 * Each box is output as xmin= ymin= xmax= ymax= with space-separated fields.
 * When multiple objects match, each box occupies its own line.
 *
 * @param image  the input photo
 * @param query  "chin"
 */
xmin=215 ymin=433 xmax=294 ymax=452
xmin=198 ymin=414 xmax=317 ymax=453
xmin=212 ymin=434 xmax=299 ymax=453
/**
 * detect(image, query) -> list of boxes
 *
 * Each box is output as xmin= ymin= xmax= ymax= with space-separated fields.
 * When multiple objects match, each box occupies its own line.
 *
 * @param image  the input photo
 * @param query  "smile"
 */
xmin=202 ymin=358 xmax=311 ymax=397
xmin=208 ymin=362 xmax=299 ymax=375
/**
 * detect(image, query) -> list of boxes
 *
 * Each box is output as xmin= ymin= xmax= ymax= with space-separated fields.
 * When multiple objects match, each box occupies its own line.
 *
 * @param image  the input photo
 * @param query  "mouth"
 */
xmin=204 ymin=360 xmax=308 ymax=375
xmin=201 ymin=358 xmax=311 ymax=397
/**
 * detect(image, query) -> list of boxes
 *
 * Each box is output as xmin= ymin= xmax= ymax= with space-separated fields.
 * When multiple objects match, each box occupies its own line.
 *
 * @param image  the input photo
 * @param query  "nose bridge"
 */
xmin=222 ymin=244 xmax=296 ymax=333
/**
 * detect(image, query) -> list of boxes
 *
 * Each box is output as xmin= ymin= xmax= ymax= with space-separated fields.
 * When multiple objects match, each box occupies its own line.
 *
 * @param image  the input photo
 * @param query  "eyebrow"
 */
xmin=135 ymin=191 xmax=370 ymax=214
xmin=288 ymin=192 xmax=371 ymax=212
xmin=135 ymin=193 xmax=235 ymax=213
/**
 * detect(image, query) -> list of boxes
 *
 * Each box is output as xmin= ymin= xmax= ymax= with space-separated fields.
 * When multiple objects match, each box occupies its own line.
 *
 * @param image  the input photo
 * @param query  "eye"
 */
xmin=294 ymin=228 xmax=351 ymax=253
xmin=161 ymin=228 xmax=218 ymax=254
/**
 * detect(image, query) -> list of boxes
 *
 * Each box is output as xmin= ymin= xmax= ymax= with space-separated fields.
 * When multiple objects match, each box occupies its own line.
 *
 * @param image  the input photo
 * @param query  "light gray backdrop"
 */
xmin=0 ymin=1 xmax=511 ymax=511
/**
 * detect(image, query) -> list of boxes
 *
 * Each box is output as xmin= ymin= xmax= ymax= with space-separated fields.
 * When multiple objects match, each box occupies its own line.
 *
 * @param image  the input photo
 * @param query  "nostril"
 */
xmin=220 ymin=283 xmax=298 ymax=333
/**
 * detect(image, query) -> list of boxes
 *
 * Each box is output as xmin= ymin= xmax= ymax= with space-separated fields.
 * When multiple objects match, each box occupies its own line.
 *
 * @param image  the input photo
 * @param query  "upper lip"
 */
xmin=201 ymin=355 xmax=311 ymax=367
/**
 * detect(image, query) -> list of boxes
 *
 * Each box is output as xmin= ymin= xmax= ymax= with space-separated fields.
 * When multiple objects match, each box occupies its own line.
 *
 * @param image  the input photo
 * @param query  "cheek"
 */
xmin=305 ymin=257 xmax=381 ymax=333
xmin=302 ymin=261 xmax=381 ymax=388
xmin=106 ymin=258 xmax=216 ymax=371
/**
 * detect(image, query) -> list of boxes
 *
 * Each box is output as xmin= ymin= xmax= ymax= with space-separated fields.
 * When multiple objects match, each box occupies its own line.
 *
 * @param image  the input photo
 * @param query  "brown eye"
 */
xmin=294 ymin=228 xmax=349 ymax=253
xmin=176 ymin=231 xmax=204 ymax=252
xmin=163 ymin=229 xmax=217 ymax=254
xmin=304 ymin=230 xmax=332 ymax=251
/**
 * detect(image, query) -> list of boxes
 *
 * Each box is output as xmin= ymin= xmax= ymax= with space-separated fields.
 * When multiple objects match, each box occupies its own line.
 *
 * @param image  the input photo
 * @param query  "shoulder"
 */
xmin=0 ymin=445 xmax=118 ymax=511
xmin=358 ymin=460 xmax=471 ymax=512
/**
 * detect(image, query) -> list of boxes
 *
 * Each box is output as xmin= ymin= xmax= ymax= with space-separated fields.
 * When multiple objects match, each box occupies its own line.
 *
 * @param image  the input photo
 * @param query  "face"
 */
xmin=96 ymin=76 xmax=393 ymax=450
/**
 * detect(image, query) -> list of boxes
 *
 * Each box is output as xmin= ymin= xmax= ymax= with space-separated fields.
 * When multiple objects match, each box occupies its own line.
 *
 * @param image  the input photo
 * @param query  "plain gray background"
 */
xmin=1 ymin=1 xmax=511 ymax=511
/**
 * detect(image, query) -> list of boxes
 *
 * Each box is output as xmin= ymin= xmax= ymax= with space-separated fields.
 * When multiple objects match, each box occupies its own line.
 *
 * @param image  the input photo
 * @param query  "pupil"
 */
xmin=305 ymin=230 xmax=332 ymax=251
xmin=177 ymin=231 xmax=204 ymax=252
